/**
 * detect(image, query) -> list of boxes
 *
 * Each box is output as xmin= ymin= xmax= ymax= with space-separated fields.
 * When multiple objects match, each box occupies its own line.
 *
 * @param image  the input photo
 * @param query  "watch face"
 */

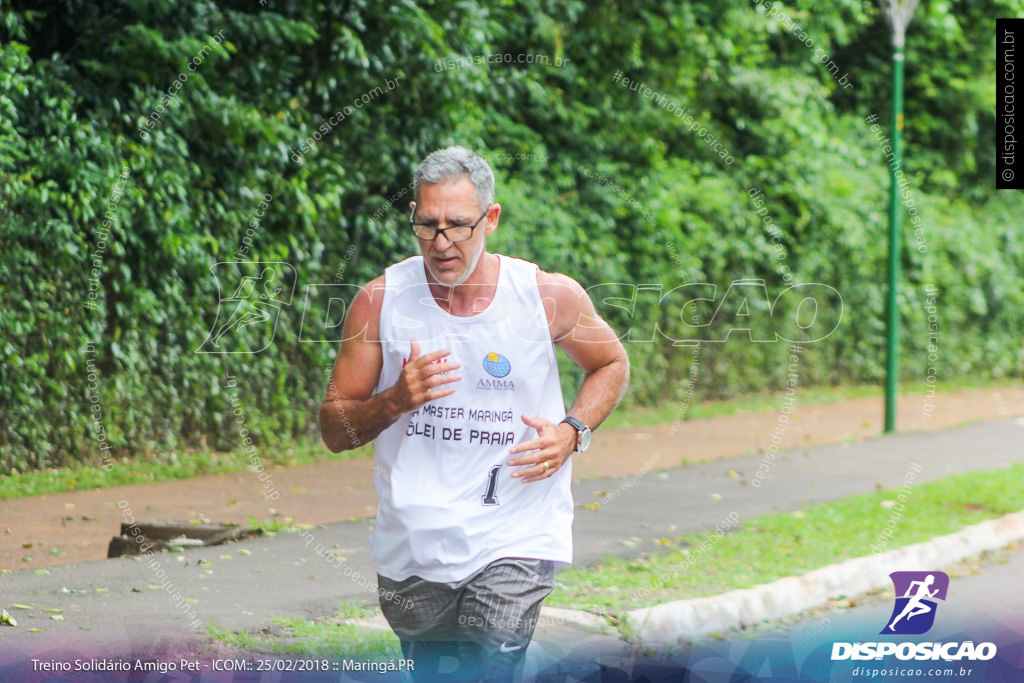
xmin=578 ymin=427 xmax=592 ymax=453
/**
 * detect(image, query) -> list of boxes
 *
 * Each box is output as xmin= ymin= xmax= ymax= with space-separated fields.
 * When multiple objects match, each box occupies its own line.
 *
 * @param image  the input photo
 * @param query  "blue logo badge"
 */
xmin=881 ymin=571 xmax=949 ymax=635
xmin=482 ymin=352 xmax=511 ymax=378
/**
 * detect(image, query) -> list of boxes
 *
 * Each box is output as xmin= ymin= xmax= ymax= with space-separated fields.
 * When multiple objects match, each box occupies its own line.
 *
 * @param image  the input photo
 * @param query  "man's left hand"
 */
xmin=507 ymin=415 xmax=575 ymax=483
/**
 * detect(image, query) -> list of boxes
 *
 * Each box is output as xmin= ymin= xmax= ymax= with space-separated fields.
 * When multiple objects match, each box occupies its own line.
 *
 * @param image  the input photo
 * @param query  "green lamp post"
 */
xmin=878 ymin=0 xmax=920 ymax=434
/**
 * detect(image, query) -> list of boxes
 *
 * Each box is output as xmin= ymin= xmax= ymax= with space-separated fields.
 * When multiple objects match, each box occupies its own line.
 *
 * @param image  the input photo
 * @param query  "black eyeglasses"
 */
xmin=409 ymin=207 xmax=489 ymax=242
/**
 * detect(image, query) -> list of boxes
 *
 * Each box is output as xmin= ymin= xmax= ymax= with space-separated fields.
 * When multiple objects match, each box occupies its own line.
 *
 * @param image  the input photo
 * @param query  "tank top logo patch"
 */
xmin=482 ymin=352 xmax=511 ymax=377
xmin=479 ymin=352 xmax=515 ymax=390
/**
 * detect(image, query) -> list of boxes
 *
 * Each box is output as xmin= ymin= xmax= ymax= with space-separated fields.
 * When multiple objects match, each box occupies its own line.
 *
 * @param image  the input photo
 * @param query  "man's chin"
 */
xmin=425 ymin=263 xmax=468 ymax=287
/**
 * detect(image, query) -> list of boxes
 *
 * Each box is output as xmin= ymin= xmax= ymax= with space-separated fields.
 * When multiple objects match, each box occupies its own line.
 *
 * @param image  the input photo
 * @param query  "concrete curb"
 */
xmin=537 ymin=606 xmax=615 ymax=633
xmin=626 ymin=509 xmax=1024 ymax=646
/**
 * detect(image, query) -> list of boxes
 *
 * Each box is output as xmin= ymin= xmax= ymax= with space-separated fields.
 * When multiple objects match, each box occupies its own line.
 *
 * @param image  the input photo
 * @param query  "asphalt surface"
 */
xmin=2 ymin=417 xmax=1023 ymax=678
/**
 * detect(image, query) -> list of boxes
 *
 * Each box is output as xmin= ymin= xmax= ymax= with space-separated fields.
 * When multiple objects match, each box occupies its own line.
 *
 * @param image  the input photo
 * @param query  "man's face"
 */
xmin=411 ymin=177 xmax=496 ymax=287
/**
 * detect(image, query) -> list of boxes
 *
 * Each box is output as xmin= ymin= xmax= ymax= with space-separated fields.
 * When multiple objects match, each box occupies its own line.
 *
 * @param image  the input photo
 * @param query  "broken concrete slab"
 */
xmin=107 ymin=521 xmax=261 ymax=558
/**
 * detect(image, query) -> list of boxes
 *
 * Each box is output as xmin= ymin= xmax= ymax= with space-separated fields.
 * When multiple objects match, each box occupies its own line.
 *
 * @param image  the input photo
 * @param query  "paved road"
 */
xmin=2 ymin=417 xmax=1022 ymax=679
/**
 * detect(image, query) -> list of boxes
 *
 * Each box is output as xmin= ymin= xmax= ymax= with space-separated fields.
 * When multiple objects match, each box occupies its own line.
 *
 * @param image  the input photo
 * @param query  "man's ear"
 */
xmin=485 ymin=203 xmax=501 ymax=235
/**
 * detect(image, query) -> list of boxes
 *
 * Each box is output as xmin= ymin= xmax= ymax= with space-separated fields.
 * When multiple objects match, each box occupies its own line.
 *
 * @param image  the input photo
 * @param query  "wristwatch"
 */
xmin=560 ymin=416 xmax=592 ymax=454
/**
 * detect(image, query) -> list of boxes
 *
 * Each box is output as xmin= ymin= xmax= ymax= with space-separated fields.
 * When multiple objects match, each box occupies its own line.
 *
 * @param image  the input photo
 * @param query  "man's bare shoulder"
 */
xmin=535 ymin=269 xmax=587 ymax=301
xmin=348 ymin=273 xmax=388 ymax=311
xmin=363 ymin=273 xmax=389 ymax=300
xmin=534 ymin=269 xmax=595 ymax=341
xmin=343 ymin=274 xmax=388 ymax=342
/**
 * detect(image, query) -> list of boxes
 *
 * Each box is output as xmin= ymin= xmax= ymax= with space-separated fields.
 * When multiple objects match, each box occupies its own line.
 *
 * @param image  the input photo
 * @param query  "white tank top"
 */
xmin=371 ymin=254 xmax=572 ymax=582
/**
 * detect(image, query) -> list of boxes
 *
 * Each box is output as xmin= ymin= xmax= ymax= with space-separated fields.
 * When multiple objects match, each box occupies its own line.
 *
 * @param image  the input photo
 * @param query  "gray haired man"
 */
xmin=321 ymin=146 xmax=629 ymax=680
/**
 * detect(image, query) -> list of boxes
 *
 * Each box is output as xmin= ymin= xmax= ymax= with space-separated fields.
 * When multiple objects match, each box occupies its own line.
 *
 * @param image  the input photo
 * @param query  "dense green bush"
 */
xmin=1 ymin=0 xmax=1021 ymax=472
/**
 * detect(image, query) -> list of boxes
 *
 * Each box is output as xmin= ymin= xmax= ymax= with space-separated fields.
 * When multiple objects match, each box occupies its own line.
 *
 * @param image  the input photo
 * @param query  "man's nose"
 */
xmin=433 ymin=230 xmax=455 ymax=250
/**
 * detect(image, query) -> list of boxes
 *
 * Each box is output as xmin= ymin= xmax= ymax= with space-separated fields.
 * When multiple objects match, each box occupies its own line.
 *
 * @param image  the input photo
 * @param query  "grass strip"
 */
xmin=0 ymin=440 xmax=372 ymax=500
xmin=548 ymin=462 xmax=1024 ymax=613
xmin=207 ymin=603 xmax=400 ymax=659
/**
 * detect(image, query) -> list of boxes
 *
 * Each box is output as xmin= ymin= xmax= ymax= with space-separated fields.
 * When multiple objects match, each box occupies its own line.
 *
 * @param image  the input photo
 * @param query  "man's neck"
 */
xmin=426 ymin=253 xmax=499 ymax=317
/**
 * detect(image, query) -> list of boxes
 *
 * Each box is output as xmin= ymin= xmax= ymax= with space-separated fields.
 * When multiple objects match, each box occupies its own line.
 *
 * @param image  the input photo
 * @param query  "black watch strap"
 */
xmin=560 ymin=416 xmax=591 ymax=453
xmin=560 ymin=416 xmax=586 ymax=432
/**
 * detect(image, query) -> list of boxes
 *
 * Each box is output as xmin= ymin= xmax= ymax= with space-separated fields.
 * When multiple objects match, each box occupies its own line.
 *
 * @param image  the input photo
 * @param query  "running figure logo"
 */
xmin=197 ymin=262 xmax=296 ymax=354
xmin=881 ymin=571 xmax=950 ymax=635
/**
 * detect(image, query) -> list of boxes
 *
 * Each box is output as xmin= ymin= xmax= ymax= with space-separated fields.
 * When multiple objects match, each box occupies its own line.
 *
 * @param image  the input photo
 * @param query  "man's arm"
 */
xmin=319 ymin=277 xmax=462 ymax=452
xmin=507 ymin=271 xmax=629 ymax=483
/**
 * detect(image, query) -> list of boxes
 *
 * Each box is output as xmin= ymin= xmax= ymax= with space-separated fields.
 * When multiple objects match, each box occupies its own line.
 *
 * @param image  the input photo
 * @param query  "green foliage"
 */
xmin=1 ymin=0 xmax=1020 ymax=470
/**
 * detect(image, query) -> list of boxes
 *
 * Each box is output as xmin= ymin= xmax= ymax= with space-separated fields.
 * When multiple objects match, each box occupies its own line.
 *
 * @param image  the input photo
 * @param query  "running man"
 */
xmin=888 ymin=574 xmax=939 ymax=631
xmin=320 ymin=146 xmax=629 ymax=680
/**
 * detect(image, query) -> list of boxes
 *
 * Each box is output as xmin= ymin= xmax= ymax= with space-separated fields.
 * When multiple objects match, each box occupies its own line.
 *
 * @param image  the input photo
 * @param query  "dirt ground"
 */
xmin=2 ymin=386 xmax=1021 ymax=571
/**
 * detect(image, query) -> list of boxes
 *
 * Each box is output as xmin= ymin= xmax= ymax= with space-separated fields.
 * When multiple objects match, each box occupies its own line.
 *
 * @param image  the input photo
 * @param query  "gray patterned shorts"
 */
xmin=377 ymin=557 xmax=556 ymax=681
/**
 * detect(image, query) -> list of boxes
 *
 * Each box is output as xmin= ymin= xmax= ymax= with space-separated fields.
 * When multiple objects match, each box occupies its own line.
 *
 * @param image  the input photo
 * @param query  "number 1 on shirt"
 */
xmin=481 ymin=465 xmax=501 ymax=506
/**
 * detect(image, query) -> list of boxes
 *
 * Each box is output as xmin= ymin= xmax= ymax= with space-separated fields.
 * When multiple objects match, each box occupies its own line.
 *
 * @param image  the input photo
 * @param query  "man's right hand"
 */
xmin=388 ymin=339 xmax=462 ymax=414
